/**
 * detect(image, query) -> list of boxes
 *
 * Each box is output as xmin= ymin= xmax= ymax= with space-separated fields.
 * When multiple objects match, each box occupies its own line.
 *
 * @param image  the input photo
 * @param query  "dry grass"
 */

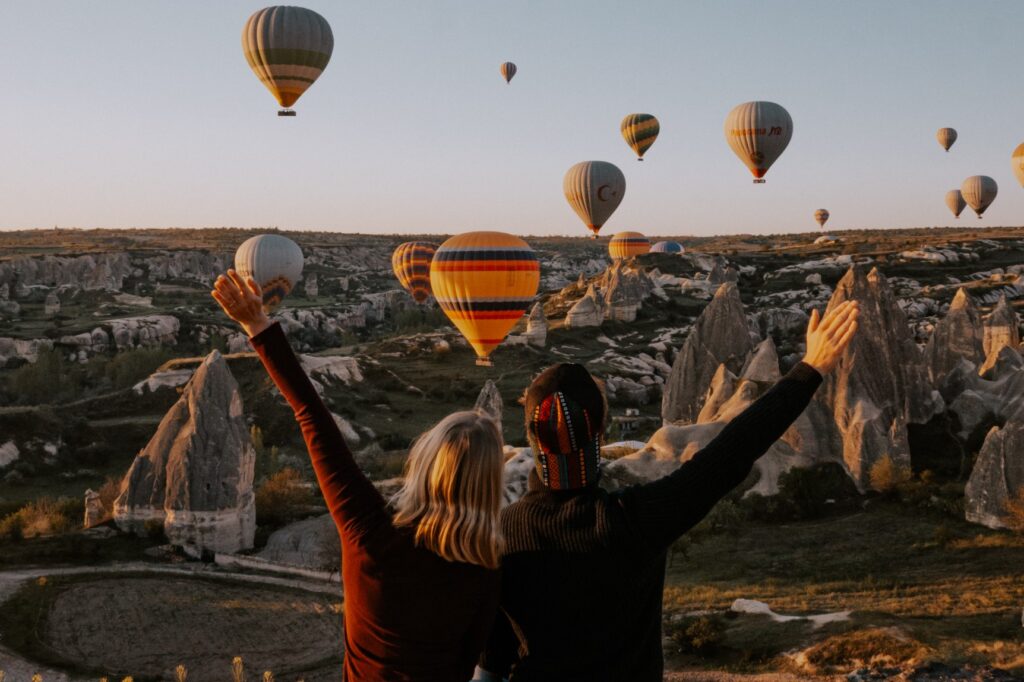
xmin=868 ymin=456 xmax=913 ymax=493
xmin=1002 ymin=487 xmax=1024 ymax=533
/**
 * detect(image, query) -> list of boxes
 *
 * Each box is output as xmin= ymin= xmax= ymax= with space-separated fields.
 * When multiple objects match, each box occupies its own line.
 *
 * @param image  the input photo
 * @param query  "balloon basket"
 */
xmin=476 ymin=357 xmax=493 ymax=367
xmin=637 ymin=158 xmax=644 ymax=162
xmin=753 ymin=179 xmax=766 ymax=184
xmin=278 ymin=109 xmax=296 ymax=117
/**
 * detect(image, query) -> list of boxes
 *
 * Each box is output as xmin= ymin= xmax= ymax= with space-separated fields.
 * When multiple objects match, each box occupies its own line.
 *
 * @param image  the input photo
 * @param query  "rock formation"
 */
xmin=982 ymin=295 xmax=1020 ymax=372
xmin=965 ymin=406 xmax=1024 ymax=529
xmin=43 ymin=292 xmax=60 ymax=317
xmin=113 ymin=350 xmax=256 ymax=554
xmin=109 ymin=315 xmax=180 ymax=351
xmin=84 ymin=489 xmax=106 ymax=528
xmin=813 ymin=267 xmax=943 ymax=490
xmin=304 ymin=273 xmax=319 ymax=298
xmin=925 ymin=288 xmax=984 ymax=396
xmin=474 ymin=379 xmax=504 ymax=425
xmin=603 ymin=261 xmax=652 ymax=322
xmin=662 ymin=282 xmax=757 ymax=424
xmin=257 ymin=513 xmax=339 ymax=570
xmin=564 ymin=284 xmax=604 ymax=329
xmin=524 ymin=302 xmax=548 ymax=347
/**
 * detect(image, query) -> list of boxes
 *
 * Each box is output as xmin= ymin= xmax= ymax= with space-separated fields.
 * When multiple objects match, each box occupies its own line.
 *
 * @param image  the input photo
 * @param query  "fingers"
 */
xmin=808 ymin=308 xmax=821 ymax=333
xmin=820 ymin=301 xmax=858 ymax=334
xmin=227 ymin=269 xmax=250 ymax=297
xmin=214 ymin=274 xmax=240 ymax=300
xmin=246 ymin=276 xmax=262 ymax=299
xmin=836 ymin=319 xmax=859 ymax=349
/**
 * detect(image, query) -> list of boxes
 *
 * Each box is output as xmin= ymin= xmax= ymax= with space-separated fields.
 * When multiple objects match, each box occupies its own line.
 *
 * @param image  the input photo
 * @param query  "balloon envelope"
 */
xmin=563 ymin=161 xmax=626 ymax=237
xmin=621 ymin=114 xmax=660 ymax=160
xmin=234 ymin=234 xmax=304 ymax=312
xmin=650 ymin=241 xmax=684 ymax=254
xmin=724 ymin=101 xmax=793 ymax=182
xmin=608 ymin=232 xmax=651 ymax=260
xmin=242 ymin=6 xmax=333 ymax=111
xmin=500 ymin=62 xmax=517 ymax=83
xmin=392 ymin=242 xmax=437 ymax=304
xmin=961 ymin=175 xmax=998 ymax=218
xmin=814 ymin=209 xmax=830 ymax=229
xmin=936 ymin=128 xmax=957 ymax=152
xmin=430 ymin=232 xmax=539 ymax=365
xmin=1012 ymin=143 xmax=1024 ymax=187
xmin=945 ymin=190 xmax=965 ymax=219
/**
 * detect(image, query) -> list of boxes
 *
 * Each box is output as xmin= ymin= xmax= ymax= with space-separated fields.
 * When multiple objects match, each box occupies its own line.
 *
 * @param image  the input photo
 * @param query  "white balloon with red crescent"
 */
xmin=563 ymin=161 xmax=626 ymax=237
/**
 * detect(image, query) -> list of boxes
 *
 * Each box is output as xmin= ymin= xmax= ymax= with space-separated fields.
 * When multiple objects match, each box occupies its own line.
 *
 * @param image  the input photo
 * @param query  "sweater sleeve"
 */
xmin=249 ymin=322 xmax=390 ymax=544
xmin=461 ymin=577 xmax=502 ymax=681
xmin=621 ymin=362 xmax=823 ymax=549
xmin=478 ymin=607 xmax=518 ymax=679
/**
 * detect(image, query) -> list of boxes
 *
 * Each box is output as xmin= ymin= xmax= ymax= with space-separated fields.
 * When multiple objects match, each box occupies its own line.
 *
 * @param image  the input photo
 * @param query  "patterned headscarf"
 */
xmin=531 ymin=390 xmax=602 ymax=489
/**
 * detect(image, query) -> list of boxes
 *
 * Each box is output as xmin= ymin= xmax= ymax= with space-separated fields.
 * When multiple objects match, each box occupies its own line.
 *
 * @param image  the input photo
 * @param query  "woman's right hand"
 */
xmin=802 ymin=300 xmax=860 ymax=375
xmin=211 ymin=269 xmax=272 ymax=338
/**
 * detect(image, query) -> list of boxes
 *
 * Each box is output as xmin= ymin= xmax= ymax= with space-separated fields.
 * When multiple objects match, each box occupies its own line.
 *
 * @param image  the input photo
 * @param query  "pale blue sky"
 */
xmin=1 ymin=1 xmax=1022 ymax=236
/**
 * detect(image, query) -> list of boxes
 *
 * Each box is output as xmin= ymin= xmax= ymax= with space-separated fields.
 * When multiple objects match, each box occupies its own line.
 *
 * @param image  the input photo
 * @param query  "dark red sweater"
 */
xmin=251 ymin=322 xmax=501 ymax=682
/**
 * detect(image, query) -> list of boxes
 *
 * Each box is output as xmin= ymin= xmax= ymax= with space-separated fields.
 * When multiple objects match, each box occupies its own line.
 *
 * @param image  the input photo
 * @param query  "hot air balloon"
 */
xmin=650 ymin=241 xmax=684 ymax=254
xmin=621 ymin=114 xmax=660 ymax=161
xmin=814 ymin=209 xmax=830 ymax=229
xmin=961 ymin=175 xmax=998 ymax=219
xmin=500 ymin=62 xmax=517 ymax=83
xmin=945 ymin=190 xmax=966 ymax=219
xmin=608 ymin=232 xmax=651 ymax=260
xmin=242 ymin=6 xmax=333 ymax=116
xmin=1012 ymin=143 xmax=1024 ymax=187
xmin=234 ymin=234 xmax=304 ymax=312
xmin=563 ymin=161 xmax=626 ymax=238
xmin=430 ymin=232 xmax=539 ymax=366
xmin=936 ymin=128 xmax=957 ymax=152
xmin=392 ymin=242 xmax=437 ymax=304
xmin=723 ymin=101 xmax=793 ymax=183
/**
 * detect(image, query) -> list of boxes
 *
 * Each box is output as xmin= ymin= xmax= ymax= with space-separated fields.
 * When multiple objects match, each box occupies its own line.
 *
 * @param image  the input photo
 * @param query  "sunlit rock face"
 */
xmin=981 ymin=295 xmax=1020 ymax=374
xmin=564 ymin=284 xmax=604 ymax=329
xmin=113 ymin=350 xmax=255 ymax=554
xmin=475 ymin=379 xmax=504 ymax=425
xmin=925 ymin=287 xmax=985 ymax=398
xmin=524 ymin=302 xmax=548 ymax=347
xmin=965 ymin=406 xmax=1024 ymax=530
xmin=812 ymin=267 xmax=943 ymax=491
xmin=662 ymin=282 xmax=756 ymax=425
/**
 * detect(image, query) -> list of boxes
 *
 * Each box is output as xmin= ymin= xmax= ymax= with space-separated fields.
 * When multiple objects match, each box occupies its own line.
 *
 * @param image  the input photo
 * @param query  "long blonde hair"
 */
xmin=392 ymin=410 xmax=505 ymax=569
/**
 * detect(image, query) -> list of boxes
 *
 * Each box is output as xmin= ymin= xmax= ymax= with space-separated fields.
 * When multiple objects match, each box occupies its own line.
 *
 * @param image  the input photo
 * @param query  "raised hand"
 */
xmin=211 ymin=269 xmax=272 ymax=338
xmin=802 ymin=300 xmax=860 ymax=375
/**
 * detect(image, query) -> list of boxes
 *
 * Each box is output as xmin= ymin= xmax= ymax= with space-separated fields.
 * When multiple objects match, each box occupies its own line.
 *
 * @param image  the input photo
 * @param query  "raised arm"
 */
xmin=622 ymin=300 xmax=859 ymax=549
xmin=213 ymin=270 xmax=389 ymax=544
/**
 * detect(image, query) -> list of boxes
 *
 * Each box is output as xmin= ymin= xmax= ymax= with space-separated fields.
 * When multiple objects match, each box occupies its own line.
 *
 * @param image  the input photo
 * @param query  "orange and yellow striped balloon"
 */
xmin=242 ymin=6 xmax=333 ymax=113
xmin=430 ymin=232 xmax=540 ymax=366
xmin=392 ymin=242 xmax=437 ymax=304
xmin=621 ymin=114 xmax=660 ymax=160
xmin=608 ymin=232 xmax=650 ymax=260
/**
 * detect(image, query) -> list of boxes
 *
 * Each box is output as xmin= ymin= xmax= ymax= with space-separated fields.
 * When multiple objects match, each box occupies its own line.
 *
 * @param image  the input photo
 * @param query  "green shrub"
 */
xmin=743 ymin=462 xmax=859 ymax=522
xmin=668 ymin=615 xmax=726 ymax=655
xmin=8 ymin=348 xmax=72 ymax=404
xmin=104 ymin=347 xmax=176 ymax=390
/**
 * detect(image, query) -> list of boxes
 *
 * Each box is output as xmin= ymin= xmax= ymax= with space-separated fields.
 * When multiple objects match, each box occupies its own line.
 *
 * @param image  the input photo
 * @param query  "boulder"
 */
xmin=474 ymin=379 xmax=504 ymax=425
xmin=813 ymin=267 xmax=943 ymax=490
xmin=113 ymin=350 xmax=256 ymax=554
xmin=44 ymin=291 xmax=61 ymax=317
xmin=564 ymin=284 xmax=604 ymax=329
xmin=257 ymin=513 xmax=339 ymax=570
xmin=982 ymin=295 xmax=1020 ymax=373
xmin=965 ymin=410 xmax=1024 ymax=530
xmin=524 ymin=302 xmax=548 ymax=347
xmin=304 ymin=273 xmax=319 ymax=298
xmin=925 ymin=288 xmax=984 ymax=398
xmin=662 ymin=282 xmax=757 ymax=424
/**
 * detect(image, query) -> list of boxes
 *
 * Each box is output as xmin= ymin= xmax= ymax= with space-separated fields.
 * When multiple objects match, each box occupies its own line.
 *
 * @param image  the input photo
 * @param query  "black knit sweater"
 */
xmin=480 ymin=362 xmax=823 ymax=682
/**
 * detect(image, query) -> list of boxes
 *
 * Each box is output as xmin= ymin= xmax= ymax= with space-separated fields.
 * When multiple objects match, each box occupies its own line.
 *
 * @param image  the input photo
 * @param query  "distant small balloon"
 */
xmin=945 ymin=190 xmax=965 ymax=219
xmin=392 ymin=242 xmax=437 ymax=304
xmin=234 ymin=234 xmax=304 ymax=312
xmin=563 ymin=161 xmax=626 ymax=237
xmin=621 ymin=114 xmax=660 ymax=160
xmin=608 ymin=232 xmax=650 ymax=260
xmin=500 ymin=62 xmax=517 ymax=83
xmin=650 ymin=241 xmax=684 ymax=254
xmin=724 ymin=101 xmax=793 ymax=183
xmin=1011 ymin=143 xmax=1024 ymax=187
xmin=960 ymin=175 xmax=998 ymax=219
xmin=936 ymin=128 xmax=957 ymax=152
xmin=814 ymin=209 xmax=830 ymax=229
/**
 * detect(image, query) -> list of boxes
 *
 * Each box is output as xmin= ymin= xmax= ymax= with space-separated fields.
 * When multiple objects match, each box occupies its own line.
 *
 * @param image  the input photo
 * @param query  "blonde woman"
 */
xmin=212 ymin=270 xmax=504 ymax=682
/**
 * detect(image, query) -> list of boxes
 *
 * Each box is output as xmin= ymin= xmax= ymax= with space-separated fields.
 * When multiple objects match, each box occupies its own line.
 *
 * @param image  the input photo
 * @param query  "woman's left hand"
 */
xmin=211 ymin=269 xmax=272 ymax=338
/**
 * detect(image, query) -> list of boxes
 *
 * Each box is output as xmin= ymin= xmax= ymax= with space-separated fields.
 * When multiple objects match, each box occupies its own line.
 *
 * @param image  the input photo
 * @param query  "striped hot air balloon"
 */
xmin=724 ymin=101 xmax=793 ymax=183
xmin=936 ymin=127 xmax=957 ymax=152
xmin=608 ymin=232 xmax=650 ymax=260
xmin=621 ymin=114 xmax=660 ymax=161
xmin=563 ymin=161 xmax=626 ymax=238
xmin=814 ymin=209 xmax=830 ymax=229
xmin=234 ymin=234 xmax=304 ymax=312
xmin=1012 ymin=143 xmax=1024 ymax=187
xmin=650 ymin=241 xmax=684 ymax=254
xmin=242 ymin=6 xmax=334 ymax=116
xmin=500 ymin=62 xmax=517 ymax=83
xmin=392 ymin=242 xmax=437 ymax=304
xmin=961 ymin=175 xmax=998 ymax=219
xmin=430 ymin=232 xmax=540 ymax=366
xmin=945 ymin=190 xmax=965 ymax=219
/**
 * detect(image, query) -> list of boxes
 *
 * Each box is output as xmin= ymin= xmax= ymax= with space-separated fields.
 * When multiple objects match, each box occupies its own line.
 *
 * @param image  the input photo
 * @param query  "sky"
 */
xmin=1 ymin=0 xmax=1023 ymax=237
